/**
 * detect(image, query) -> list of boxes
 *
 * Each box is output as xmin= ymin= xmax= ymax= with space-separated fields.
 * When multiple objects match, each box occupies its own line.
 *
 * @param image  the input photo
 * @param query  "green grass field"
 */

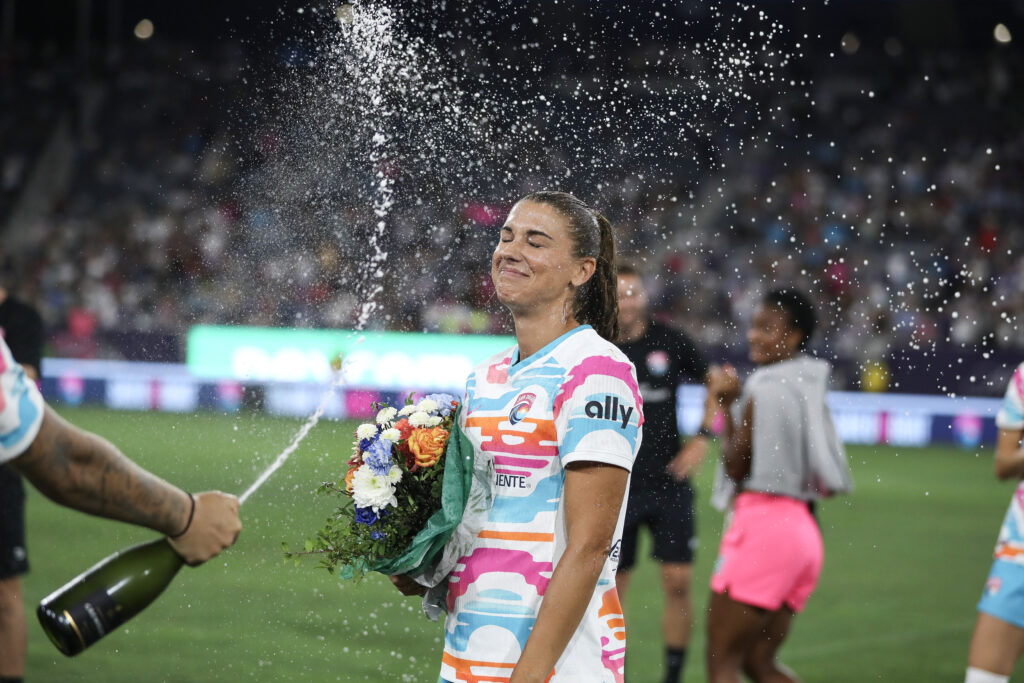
xmin=19 ymin=406 xmax=1013 ymax=682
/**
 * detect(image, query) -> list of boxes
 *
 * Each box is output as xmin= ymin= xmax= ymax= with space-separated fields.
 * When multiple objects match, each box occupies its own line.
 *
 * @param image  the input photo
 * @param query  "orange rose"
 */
xmin=344 ymin=467 xmax=358 ymax=494
xmin=408 ymin=427 xmax=448 ymax=468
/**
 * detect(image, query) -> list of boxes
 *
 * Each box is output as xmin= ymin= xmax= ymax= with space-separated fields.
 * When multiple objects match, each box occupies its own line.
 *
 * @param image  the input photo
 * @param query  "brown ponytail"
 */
xmin=520 ymin=191 xmax=619 ymax=340
xmin=574 ymin=212 xmax=618 ymax=340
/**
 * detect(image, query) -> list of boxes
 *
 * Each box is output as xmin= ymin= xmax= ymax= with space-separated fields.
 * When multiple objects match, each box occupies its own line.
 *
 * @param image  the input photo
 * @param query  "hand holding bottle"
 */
xmin=167 ymin=491 xmax=242 ymax=566
xmin=39 ymin=492 xmax=242 ymax=656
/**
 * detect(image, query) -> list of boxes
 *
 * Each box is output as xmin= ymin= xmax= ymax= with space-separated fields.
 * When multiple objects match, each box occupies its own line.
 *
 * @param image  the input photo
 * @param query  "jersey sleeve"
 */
xmin=554 ymin=353 xmax=644 ymax=471
xmin=0 ymin=336 xmax=45 ymax=464
xmin=997 ymin=363 xmax=1024 ymax=431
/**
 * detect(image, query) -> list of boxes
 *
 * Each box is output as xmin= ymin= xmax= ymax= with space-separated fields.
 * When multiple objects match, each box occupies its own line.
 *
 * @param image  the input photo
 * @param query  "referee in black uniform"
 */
xmin=0 ymin=287 xmax=43 ymax=683
xmin=614 ymin=264 xmax=714 ymax=683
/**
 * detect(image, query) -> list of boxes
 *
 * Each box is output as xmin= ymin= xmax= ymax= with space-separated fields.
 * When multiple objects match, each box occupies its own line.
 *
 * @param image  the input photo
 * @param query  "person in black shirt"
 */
xmin=0 ymin=287 xmax=43 ymax=683
xmin=614 ymin=265 xmax=715 ymax=683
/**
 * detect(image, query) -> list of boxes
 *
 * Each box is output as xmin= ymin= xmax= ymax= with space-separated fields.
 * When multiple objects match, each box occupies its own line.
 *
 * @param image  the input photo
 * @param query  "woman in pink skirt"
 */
xmin=703 ymin=289 xmax=853 ymax=683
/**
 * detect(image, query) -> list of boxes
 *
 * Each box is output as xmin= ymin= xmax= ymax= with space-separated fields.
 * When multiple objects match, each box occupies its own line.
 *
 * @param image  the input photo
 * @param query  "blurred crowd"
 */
xmin=1 ymin=27 xmax=1021 ymax=392
xmin=648 ymin=47 xmax=1024 ymax=369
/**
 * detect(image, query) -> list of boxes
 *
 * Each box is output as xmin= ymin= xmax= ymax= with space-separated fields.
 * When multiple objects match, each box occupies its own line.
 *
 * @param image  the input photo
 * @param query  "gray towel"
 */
xmin=712 ymin=356 xmax=853 ymax=511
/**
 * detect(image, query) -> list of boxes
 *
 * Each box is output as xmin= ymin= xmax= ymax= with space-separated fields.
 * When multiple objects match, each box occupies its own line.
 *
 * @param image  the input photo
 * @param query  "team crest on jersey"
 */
xmin=646 ymin=350 xmax=670 ymax=377
xmin=508 ymin=392 xmax=536 ymax=425
xmin=986 ymin=575 xmax=1003 ymax=596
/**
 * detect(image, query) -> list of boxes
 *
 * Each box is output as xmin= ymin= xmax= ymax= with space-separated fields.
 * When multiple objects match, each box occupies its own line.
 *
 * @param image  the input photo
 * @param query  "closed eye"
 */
xmin=499 ymin=227 xmax=550 ymax=247
xmin=526 ymin=229 xmax=551 ymax=248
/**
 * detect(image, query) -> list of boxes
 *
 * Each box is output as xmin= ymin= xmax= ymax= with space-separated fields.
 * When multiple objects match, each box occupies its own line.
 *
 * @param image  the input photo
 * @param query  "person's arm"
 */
xmin=667 ymin=437 xmax=708 ymax=481
xmin=994 ymin=428 xmax=1024 ymax=481
xmin=9 ymin=405 xmax=240 ymax=565
xmin=710 ymin=366 xmax=750 ymax=484
xmin=720 ymin=399 xmax=753 ymax=483
xmin=509 ymin=461 xmax=628 ymax=683
xmin=667 ymin=367 xmax=716 ymax=480
xmin=691 ymin=364 xmax=750 ymax=483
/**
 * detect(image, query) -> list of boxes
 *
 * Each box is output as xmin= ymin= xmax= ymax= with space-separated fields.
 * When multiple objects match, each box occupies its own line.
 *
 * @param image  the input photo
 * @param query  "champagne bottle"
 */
xmin=37 ymin=538 xmax=184 ymax=656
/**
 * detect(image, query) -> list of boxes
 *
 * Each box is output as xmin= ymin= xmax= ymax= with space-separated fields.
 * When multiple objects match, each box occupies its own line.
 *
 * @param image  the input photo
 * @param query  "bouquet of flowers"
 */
xmin=286 ymin=393 xmax=475 ymax=581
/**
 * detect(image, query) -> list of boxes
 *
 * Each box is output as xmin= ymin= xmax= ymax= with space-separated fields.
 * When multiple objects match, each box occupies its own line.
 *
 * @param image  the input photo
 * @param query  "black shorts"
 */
xmin=0 ymin=465 xmax=28 ymax=579
xmin=618 ymin=477 xmax=696 ymax=571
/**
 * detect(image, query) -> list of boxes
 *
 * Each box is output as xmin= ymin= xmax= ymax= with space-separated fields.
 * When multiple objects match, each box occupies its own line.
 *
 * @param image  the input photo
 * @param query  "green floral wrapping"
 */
xmin=368 ymin=404 xmax=475 ymax=578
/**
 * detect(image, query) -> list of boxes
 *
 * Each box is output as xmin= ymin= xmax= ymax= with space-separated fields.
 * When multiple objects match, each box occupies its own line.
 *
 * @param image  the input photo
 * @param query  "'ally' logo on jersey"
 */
xmin=508 ymin=392 xmax=536 ymax=425
xmin=585 ymin=395 xmax=634 ymax=428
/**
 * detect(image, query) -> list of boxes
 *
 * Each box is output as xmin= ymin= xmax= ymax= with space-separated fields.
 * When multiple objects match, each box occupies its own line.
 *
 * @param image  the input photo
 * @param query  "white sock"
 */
xmin=965 ymin=666 xmax=1010 ymax=683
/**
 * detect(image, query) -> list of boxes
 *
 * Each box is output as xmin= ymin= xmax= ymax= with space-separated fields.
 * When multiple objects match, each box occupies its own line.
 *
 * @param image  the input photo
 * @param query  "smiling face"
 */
xmin=747 ymin=302 xmax=803 ymax=365
xmin=491 ymin=200 xmax=594 ymax=318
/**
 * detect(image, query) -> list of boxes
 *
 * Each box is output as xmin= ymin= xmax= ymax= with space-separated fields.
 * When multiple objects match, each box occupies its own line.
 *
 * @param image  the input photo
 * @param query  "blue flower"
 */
xmin=424 ymin=393 xmax=458 ymax=417
xmin=358 ymin=438 xmax=375 ymax=451
xmin=354 ymin=506 xmax=379 ymax=526
xmin=370 ymin=531 xmax=386 ymax=541
xmin=364 ymin=437 xmax=394 ymax=476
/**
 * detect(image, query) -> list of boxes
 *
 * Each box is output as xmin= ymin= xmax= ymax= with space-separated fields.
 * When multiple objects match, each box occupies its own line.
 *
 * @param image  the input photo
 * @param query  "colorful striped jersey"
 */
xmin=0 ymin=335 xmax=44 ymax=464
xmin=995 ymin=362 xmax=1024 ymax=565
xmin=441 ymin=325 xmax=643 ymax=683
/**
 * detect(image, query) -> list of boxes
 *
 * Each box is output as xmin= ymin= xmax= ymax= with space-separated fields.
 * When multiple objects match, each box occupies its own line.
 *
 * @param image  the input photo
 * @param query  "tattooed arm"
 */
xmin=14 ymin=406 xmax=189 ymax=531
xmin=9 ymin=405 xmax=241 ymax=565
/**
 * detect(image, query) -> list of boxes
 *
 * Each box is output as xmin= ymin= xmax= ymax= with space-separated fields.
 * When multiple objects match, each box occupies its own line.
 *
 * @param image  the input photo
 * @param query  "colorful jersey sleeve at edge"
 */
xmin=997 ymin=362 xmax=1024 ymax=431
xmin=0 ymin=336 xmax=45 ymax=464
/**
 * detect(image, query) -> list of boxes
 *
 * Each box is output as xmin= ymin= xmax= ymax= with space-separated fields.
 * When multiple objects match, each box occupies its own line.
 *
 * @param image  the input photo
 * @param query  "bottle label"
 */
xmin=65 ymin=589 xmax=123 ymax=646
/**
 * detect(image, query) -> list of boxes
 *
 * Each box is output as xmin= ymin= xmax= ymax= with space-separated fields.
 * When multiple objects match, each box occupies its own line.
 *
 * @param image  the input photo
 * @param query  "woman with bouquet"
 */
xmin=392 ymin=191 xmax=643 ymax=683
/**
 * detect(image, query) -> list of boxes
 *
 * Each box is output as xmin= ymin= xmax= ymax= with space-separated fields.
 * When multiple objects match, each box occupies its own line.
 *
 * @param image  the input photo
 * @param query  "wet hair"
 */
xmin=521 ymin=191 xmax=618 ymax=340
xmin=764 ymin=288 xmax=817 ymax=351
xmin=615 ymin=262 xmax=641 ymax=279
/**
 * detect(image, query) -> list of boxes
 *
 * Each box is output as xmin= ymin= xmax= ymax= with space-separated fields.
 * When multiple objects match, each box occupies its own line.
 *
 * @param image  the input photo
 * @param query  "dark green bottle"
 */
xmin=37 ymin=538 xmax=184 ymax=656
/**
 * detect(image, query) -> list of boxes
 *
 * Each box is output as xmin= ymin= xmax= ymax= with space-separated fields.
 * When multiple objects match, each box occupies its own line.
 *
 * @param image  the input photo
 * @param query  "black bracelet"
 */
xmin=696 ymin=426 xmax=714 ymax=439
xmin=171 ymin=493 xmax=196 ymax=538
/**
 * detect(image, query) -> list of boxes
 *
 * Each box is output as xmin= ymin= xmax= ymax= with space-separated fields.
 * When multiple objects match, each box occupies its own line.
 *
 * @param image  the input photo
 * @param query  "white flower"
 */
xmin=386 ymin=464 xmax=402 ymax=484
xmin=427 ymin=415 xmax=443 ymax=427
xmin=376 ymin=406 xmax=398 ymax=425
xmin=351 ymin=465 xmax=399 ymax=512
xmin=355 ymin=423 xmax=377 ymax=441
xmin=380 ymin=428 xmax=401 ymax=443
xmin=398 ymin=404 xmax=418 ymax=417
xmin=409 ymin=411 xmax=432 ymax=428
xmin=416 ymin=399 xmax=439 ymax=414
